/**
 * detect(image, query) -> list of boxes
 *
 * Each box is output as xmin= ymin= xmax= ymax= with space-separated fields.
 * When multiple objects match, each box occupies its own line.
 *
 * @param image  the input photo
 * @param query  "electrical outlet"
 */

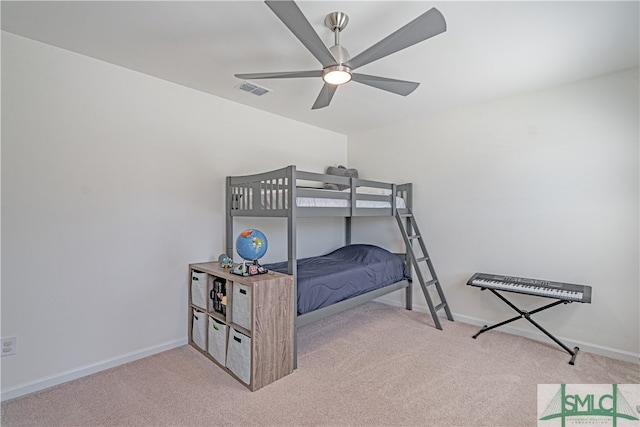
xmin=1 ymin=337 xmax=17 ymax=357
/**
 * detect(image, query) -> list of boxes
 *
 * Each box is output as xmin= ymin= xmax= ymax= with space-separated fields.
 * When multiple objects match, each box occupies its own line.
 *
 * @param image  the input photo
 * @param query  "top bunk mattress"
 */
xmin=265 ymin=244 xmax=410 ymax=315
xmin=296 ymin=197 xmax=406 ymax=209
xmin=263 ymin=187 xmax=406 ymax=209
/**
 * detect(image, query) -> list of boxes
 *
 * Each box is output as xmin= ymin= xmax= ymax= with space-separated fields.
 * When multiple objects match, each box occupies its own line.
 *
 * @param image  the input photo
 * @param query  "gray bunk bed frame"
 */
xmin=226 ymin=165 xmax=413 ymax=362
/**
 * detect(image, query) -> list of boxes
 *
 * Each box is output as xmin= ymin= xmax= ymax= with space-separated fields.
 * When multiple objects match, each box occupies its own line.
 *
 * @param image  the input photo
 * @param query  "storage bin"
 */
xmin=231 ymin=283 xmax=252 ymax=331
xmin=226 ymin=327 xmax=251 ymax=385
xmin=192 ymin=309 xmax=207 ymax=350
xmin=191 ymin=271 xmax=208 ymax=309
xmin=207 ymin=316 xmax=227 ymax=366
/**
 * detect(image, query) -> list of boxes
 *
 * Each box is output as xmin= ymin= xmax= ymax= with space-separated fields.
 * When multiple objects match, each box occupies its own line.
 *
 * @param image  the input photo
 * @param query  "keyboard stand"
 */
xmin=472 ymin=288 xmax=580 ymax=365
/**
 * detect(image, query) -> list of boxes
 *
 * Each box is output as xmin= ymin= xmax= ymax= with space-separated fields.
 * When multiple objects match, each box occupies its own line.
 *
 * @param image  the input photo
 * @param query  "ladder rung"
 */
xmin=425 ymin=279 xmax=438 ymax=287
xmin=434 ymin=302 xmax=448 ymax=312
xmin=416 ymin=256 xmax=429 ymax=263
xmin=408 ymin=234 xmax=421 ymax=240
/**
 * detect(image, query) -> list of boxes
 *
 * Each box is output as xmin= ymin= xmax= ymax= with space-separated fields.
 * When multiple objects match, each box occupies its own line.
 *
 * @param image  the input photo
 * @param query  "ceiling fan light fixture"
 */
xmin=322 ymin=65 xmax=352 ymax=85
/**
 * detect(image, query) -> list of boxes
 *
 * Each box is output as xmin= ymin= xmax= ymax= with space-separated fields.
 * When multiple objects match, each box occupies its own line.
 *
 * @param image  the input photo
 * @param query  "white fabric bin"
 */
xmin=191 ymin=271 xmax=208 ymax=309
xmin=207 ymin=316 xmax=227 ymax=366
xmin=192 ymin=309 xmax=207 ymax=350
xmin=231 ymin=283 xmax=252 ymax=331
xmin=226 ymin=328 xmax=251 ymax=385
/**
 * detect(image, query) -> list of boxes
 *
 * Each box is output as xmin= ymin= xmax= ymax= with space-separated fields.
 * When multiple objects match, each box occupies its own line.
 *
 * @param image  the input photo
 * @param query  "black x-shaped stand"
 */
xmin=472 ymin=288 xmax=580 ymax=365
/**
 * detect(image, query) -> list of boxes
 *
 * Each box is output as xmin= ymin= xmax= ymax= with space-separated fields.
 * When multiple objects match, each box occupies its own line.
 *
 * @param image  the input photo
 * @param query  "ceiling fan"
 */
xmin=235 ymin=1 xmax=447 ymax=110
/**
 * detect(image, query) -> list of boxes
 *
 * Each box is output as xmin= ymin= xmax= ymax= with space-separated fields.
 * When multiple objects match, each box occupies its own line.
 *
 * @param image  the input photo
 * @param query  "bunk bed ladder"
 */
xmin=395 ymin=209 xmax=454 ymax=330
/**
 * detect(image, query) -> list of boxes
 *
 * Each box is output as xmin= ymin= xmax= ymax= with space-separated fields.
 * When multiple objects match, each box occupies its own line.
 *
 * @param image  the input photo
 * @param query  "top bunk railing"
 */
xmin=227 ymin=165 xmax=411 ymax=218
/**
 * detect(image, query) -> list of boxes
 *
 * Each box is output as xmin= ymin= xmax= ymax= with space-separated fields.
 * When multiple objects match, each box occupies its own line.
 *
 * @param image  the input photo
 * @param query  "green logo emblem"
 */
xmin=539 ymin=384 xmax=639 ymax=427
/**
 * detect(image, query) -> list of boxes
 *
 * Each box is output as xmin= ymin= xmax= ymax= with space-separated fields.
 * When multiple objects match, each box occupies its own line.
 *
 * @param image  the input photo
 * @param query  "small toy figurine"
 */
xmin=217 ymin=253 xmax=233 ymax=268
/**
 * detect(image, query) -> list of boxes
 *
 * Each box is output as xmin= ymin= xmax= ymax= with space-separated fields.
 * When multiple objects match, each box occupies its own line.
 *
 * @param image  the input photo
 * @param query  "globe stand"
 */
xmin=231 ymin=259 xmax=268 ymax=277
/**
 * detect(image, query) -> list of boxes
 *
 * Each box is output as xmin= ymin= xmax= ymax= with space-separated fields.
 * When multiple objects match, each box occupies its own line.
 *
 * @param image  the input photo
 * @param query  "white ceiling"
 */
xmin=2 ymin=1 xmax=638 ymax=135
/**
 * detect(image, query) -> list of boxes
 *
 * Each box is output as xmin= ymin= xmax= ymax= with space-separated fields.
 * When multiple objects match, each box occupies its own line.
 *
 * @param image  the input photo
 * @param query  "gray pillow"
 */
xmin=324 ymin=165 xmax=358 ymax=191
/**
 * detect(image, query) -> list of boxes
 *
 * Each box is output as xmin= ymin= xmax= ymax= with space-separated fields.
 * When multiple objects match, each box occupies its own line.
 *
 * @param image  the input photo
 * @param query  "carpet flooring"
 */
xmin=2 ymin=302 xmax=638 ymax=426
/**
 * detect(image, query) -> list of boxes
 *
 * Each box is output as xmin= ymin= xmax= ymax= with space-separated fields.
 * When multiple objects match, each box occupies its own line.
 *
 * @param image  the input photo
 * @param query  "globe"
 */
xmin=236 ymin=229 xmax=268 ymax=261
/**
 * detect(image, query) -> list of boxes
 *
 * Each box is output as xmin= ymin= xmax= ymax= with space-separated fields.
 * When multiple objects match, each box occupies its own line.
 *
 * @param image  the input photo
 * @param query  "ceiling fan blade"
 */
xmin=344 ymin=8 xmax=446 ymax=71
xmin=265 ymin=1 xmax=337 ymax=68
xmin=235 ymin=70 xmax=323 ymax=80
xmin=351 ymin=73 xmax=420 ymax=96
xmin=311 ymin=84 xmax=338 ymax=109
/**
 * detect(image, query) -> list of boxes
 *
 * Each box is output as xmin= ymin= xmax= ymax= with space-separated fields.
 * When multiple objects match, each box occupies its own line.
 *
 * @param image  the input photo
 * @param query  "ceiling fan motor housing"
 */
xmin=330 ymin=44 xmax=350 ymax=64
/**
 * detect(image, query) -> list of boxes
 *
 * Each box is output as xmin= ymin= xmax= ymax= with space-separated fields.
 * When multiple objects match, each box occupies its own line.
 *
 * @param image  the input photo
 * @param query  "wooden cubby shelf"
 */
xmin=188 ymin=262 xmax=294 ymax=391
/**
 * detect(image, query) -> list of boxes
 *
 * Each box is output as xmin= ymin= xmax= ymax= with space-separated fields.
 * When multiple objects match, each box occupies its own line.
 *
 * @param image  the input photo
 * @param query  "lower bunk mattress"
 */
xmin=265 ymin=244 xmax=410 ymax=315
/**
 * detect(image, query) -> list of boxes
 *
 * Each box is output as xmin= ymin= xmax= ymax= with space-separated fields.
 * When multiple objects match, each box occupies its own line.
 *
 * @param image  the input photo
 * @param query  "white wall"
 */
xmin=0 ymin=32 xmax=347 ymax=397
xmin=349 ymin=68 xmax=639 ymax=358
xmin=2 ymin=29 xmax=637 ymax=401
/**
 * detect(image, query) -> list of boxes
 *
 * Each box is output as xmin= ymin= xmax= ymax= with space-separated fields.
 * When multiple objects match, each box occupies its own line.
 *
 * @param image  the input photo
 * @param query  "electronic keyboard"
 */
xmin=467 ymin=272 xmax=593 ymax=365
xmin=467 ymin=273 xmax=592 ymax=303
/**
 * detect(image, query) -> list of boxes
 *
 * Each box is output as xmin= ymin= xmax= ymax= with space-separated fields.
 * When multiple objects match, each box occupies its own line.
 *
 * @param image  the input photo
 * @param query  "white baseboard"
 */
xmin=3 ymin=299 xmax=638 ymax=402
xmin=1 ymin=338 xmax=188 ymax=402
xmin=376 ymin=297 xmax=640 ymax=364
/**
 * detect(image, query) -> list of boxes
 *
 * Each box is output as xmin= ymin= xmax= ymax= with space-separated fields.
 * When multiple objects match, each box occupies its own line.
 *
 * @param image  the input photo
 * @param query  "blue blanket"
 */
xmin=265 ymin=244 xmax=410 ymax=315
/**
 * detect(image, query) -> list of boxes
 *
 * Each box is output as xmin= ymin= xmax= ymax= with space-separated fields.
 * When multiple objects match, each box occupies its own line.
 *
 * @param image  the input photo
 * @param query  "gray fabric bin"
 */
xmin=207 ymin=316 xmax=227 ymax=366
xmin=226 ymin=327 xmax=251 ymax=385
xmin=192 ymin=309 xmax=207 ymax=350
xmin=190 ymin=271 xmax=208 ymax=309
xmin=231 ymin=283 xmax=252 ymax=331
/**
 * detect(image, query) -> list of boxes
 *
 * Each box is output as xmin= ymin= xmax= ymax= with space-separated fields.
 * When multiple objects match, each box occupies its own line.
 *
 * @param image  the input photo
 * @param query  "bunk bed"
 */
xmin=225 ymin=165 xmax=415 ymax=362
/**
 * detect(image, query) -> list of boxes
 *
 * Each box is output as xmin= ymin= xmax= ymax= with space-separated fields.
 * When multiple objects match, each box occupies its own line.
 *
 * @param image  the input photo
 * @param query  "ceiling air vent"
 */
xmin=237 ymin=81 xmax=271 ymax=96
